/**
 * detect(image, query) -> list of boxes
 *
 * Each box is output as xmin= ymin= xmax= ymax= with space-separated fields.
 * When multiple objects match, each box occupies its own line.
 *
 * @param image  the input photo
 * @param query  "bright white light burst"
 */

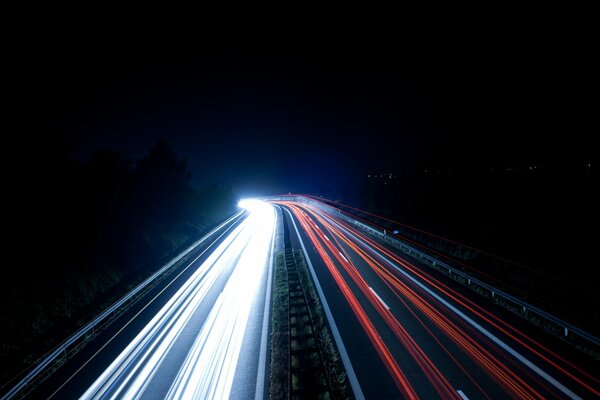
xmin=81 ymin=199 xmax=276 ymax=400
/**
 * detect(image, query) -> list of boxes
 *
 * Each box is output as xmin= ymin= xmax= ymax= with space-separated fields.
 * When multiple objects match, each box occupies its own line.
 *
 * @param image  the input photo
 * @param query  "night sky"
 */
xmin=3 ymin=16 xmax=599 ymax=398
xmin=9 ymin=22 xmax=595 ymax=197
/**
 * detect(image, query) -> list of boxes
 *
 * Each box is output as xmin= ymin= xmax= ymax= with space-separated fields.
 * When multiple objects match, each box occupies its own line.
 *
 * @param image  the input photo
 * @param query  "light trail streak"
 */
xmin=282 ymin=203 xmax=420 ymax=399
xmin=321 ymin=208 xmax=600 ymax=397
xmin=80 ymin=199 xmax=275 ymax=400
xmin=314 ymin=204 xmax=586 ymax=398
xmin=283 ymin=207 xmax=365 ymax=400
xmin=282 ymin=202 xmax=459 ymax=399
xmin=278 ymin=200 xmax=597 ymax=399
xmin=299 ymin=195 xmax=552 ymax=298
xmin=290 ymin=203 xmax=461 ymax=399
xmin=299 ymin=194 xmax=556 ymax=277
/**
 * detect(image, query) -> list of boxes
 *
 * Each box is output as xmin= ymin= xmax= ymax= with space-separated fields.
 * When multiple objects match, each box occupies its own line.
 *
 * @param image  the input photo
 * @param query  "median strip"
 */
xmin=269 ymin=211 xmax=351 ymax=400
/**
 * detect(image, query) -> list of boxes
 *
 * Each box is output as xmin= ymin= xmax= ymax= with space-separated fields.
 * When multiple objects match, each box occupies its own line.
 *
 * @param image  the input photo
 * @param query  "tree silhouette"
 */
xmin=0 ymin=138 xmax=238 ymax=384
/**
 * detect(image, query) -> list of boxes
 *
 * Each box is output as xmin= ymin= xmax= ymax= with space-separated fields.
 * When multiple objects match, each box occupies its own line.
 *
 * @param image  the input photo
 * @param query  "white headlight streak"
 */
xmin=80 ymin=200 xmax=276 ymax=400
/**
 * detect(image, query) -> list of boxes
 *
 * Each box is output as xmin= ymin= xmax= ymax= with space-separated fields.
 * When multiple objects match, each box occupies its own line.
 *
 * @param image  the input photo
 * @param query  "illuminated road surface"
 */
xmin=81 ymin=199 xmax=275 ymax=400
xmin=276 ymin=200 xmax=600 ymax=400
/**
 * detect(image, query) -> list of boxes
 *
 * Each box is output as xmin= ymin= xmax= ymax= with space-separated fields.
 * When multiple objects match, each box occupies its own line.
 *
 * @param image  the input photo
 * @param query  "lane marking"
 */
xmin=457 ymin=389 xmax=470 ymax=400
xmin=369 ymin=287 xmax=390 ymax=310
xmin=324 ymin=234 xmax=330 ymax=242
xmin=338 ymin=252 xmax=349 ymax=263
xmin=284 ymin=208 xmax=365 ymax=400
xmin=333 ymin=219 xmax=582 ymax=400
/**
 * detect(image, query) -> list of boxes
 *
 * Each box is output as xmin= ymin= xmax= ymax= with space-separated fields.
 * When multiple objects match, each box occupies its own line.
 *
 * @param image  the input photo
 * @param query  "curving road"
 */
xmin=5 ymin=200 xmax=276 ymax=400
xmin=4 ymin=197 xmax=598 ymax=399
xmin=80 ymin=199 xmax=276 ymax=400
xmin=276 ymin=200 xmax=600 ymax=399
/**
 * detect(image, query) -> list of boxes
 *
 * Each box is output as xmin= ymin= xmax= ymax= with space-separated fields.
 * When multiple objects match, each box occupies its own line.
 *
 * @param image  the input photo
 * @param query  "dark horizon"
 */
xmin=9 ymin=30 xmax=596 ymax=197
xmin=3 ymin=18 xmax=600 ymax=400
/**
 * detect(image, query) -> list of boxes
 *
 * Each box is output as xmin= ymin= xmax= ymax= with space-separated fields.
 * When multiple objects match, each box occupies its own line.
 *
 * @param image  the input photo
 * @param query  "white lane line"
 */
xmin=369 ymin=287 xmax=390 ymax=310
xmin=324 ymin=234 xmax=330 ymax=241
xmin=255 ymin=206 xmax=277 ymax=400
xmin=338 ymin=252 xmax=349 ymax=263
xmin=285 ymin=208 xmax=365 ymax=400
xmin=47 ymin=217 xmax=244 ymax=399
xmin=335 ymin=220 xmax=582 ymax=400
xmin=457 ymin=389 xmax=470 ymax=400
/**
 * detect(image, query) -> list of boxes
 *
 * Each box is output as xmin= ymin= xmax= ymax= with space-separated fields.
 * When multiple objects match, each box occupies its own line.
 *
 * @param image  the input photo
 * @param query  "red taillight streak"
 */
xmin=288 ymin=203 xmax=460 ymax=399
xmin=304 ymin=204 xmax=599 ymax=393
xmin=313 ymin=213 xmax=544 ymax=400
xmin=281 ymin=203 xmax=420 ymax=399
xmin=278 ymin=201 xmax=599 ymax=398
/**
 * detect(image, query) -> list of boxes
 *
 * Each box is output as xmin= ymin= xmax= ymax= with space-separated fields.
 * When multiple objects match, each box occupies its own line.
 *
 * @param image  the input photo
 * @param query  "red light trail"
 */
xmin=275 ymin=200 xmax=599 ymax=399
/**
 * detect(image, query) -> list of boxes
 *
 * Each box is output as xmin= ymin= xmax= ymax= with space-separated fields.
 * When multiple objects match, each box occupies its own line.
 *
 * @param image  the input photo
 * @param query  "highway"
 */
xmin=5 ymin=199 xmax=276 ymax=399
xmin=4 ymin=197 xmax=598 ymax=399
xmin=276 ymin=200 xmax=600 ymax=399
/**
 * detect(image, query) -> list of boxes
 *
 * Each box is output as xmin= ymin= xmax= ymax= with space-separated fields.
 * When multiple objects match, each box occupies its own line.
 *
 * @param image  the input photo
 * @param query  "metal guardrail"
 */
xmin=339 ymin=213 xmax=600 ymax=346
xmin=1 ymin=210 xmax=245 ymax=400
xmin=267 ymin=195 xmax=600 ymax=353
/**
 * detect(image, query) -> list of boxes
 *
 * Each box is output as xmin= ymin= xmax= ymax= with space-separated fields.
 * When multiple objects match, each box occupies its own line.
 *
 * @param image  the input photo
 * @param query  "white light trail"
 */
xmin=80 ymin=200 xmax=275 ymax=400
xmin=167 ymin=200 xmax=275 ymax=399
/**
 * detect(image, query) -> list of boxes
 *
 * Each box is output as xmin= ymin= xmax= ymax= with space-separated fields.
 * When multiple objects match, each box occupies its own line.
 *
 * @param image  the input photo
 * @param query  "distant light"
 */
xmin=82 ymin=199 xmax=276 ymax=399
xmin=238 ymin=200 xmax=275 ymax=226
xmin=169 ymin=198 xmax=275 ymax=399
xmin=238 ymin=198 xmax=254 ymax=210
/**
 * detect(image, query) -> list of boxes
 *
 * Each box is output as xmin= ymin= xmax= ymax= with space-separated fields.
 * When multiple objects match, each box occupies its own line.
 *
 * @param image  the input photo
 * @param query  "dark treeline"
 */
xmin=363 ymin=166 xmax=595 ymax=278
xmin=1 ymin=139 xmax=237 ymax=384
xmin=320 ymin=164 xmax=595 ymax=279
xmin=314 ymin=165 xmax=597 ymax=329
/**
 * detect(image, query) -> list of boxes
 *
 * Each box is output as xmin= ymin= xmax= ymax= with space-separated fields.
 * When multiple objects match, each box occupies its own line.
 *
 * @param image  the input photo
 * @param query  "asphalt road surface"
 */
xmin=277 ymin=200 xmax=599 ymax=400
